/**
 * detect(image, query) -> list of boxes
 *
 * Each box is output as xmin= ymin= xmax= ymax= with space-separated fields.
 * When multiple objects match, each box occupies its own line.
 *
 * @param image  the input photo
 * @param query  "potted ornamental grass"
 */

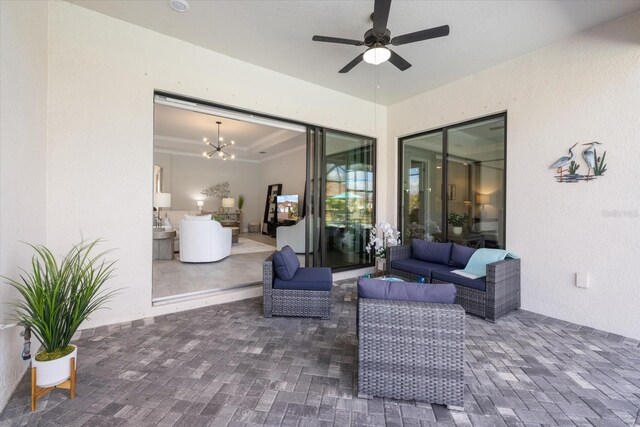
xmin=3 ymin=239 xmax=117 ymax=388
xmin=447 ymin=213 xmax=468 ymax=235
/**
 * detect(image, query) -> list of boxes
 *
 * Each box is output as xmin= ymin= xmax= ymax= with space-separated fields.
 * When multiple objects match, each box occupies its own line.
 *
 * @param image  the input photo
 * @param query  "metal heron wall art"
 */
xmin=550 ymin=143 xmax=578 ymax=177
xmin=550 ymin=141 xmax=607 ymax=183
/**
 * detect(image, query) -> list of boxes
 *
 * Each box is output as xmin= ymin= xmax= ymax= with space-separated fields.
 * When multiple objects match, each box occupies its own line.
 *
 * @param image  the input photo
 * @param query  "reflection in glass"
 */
xmin=399 ymin=115 xmax=506 ymax=249
xmin=325 ymin=132 xmax=375 ymax=269
xmin=447 ymin=117 xmax=505 ymax=249
xmin=401 ymin=131 xmax=444 ymax=243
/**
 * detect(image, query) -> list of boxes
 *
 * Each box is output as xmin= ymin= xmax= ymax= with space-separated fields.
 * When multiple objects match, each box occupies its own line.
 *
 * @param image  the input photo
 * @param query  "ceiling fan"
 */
xmin=312 ymin=0 xmax=449 ymax=73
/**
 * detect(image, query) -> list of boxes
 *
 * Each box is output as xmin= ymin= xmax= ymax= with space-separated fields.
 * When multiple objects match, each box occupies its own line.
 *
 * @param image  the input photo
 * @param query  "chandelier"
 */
xmin=203 ymin=121 xmax=235 ymax=160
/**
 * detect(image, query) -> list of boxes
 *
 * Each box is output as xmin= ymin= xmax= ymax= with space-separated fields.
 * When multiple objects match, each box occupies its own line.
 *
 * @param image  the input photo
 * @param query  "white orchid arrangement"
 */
xmin=366 ymin=222 xmax=401 ymax=258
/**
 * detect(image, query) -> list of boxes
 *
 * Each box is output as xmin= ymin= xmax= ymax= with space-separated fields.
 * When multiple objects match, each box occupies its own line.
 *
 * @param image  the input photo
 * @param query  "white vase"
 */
xmin=32 ymin=345 xmax=77 ymax=388
xmin=453 ymin=226 xmax=463 ymax=235
xmin=376 ymin=257 xmax=386 ymax=272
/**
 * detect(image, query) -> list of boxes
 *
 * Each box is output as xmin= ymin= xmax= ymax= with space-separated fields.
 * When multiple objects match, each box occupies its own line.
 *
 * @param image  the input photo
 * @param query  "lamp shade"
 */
xmin=222 ymin=197 xmax=235 ymax=208
xmin=196 ymin=200 xmax=204 ymax=208
xmin=153 ymin=192 xmax=171 ymax=208
xmin=475 ymin=194 xmax=490 ymax=205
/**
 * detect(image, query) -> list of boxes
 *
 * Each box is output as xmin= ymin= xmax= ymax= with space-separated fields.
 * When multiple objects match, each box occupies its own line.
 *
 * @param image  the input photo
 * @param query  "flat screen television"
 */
xmin=277 ymin=195 xmax=299 ymax=222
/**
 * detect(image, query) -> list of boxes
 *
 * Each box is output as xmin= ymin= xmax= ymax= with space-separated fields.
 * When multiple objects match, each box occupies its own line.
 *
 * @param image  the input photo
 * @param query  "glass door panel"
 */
xmin=446 ymin=117 xmax=505 ymax=248
xmin=400 ymin=131 xmax=444 ymax=243
xmin=324 ymin=131 xmax=375 ymax=269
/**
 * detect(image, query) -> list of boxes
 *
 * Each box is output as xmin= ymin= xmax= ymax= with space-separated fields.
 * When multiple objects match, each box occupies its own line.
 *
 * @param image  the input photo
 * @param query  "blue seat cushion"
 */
xmin=390 ymin=258 xmax=453 ymax=278
xmin=411 ymin=239 xmax=453 ymax=265
xmin=449 ymin=243 xmax=477 ymax=268
xmin=274 ymin=267 xmax=332 ymax=291
xmin=358 ymin=278 xmax=456 ymax=304
xmin=273 ymin=245 xmax=300 ymax=280
xmin=432 ymin=270 xmax=486 ymax=292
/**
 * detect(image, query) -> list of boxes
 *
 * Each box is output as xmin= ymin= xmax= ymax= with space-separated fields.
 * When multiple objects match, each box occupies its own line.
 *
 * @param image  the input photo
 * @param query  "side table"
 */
xmin=153 ymin=229 xmax=176 ymax=260
xmin=229 ymin=227 xmax=240 ymax=244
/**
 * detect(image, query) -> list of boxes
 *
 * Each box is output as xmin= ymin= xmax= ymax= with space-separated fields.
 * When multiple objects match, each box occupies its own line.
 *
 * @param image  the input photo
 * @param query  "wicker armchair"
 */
xmin=387 ymin=245 xmax=520 ymax=322
xmin=358 ymin=298 xmax=465 ymax=409
xmin=262 ymin=253 xmax=331 ymax=319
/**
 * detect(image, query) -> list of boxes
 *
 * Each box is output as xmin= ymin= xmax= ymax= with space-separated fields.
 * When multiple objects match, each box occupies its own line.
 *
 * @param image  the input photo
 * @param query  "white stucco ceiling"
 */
xmin=69 ymin=0 xmax=640 ymax=105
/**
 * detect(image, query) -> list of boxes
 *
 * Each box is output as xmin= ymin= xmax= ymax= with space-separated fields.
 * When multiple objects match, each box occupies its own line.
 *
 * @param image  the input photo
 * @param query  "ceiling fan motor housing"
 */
xmin=364 ymin=28 xmax=391 ymax=46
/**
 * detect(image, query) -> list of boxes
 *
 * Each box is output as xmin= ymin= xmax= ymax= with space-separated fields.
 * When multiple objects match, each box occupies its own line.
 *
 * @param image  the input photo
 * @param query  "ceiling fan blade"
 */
xmin=391 ymin=24 xmax=450 ymax=46
xmin=372 ymin=0 xmax=392 ymax=34
xmin=339 ymin=53 xmax=364 ymax=73
xmin=312 ymin=35 xmax=364 ymax=46
xmin=388 ymin=49 xmax=411 ymax=71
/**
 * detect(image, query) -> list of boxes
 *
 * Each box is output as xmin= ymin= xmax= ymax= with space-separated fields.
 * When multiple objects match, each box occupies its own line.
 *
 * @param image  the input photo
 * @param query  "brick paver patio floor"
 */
xmin=2 ymin=279 xmax=640 ymax=426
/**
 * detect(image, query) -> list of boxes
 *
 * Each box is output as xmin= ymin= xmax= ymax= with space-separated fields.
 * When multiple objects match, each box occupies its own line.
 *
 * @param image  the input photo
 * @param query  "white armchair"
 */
xmin=276 ymin=217 xmax=311 ymax=254
xmin=179 ymin=216 xmax=232 ymax=263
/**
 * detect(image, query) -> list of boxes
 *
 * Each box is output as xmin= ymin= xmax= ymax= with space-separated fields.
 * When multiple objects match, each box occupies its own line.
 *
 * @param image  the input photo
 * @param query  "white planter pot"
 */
xmin=32 ymin=345 xmax=77 ymax=388
xmin=453 ymin=226 xmax=463 ymax=235
xmin=376 ymin=257 xmax=386 ymax=272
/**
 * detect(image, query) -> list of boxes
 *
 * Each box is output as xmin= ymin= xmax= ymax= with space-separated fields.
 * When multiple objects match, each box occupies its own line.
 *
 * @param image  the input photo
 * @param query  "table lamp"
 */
xmin=222 ymin=197 xmax=235 ymax=217
xmin=475 ymin=194 xmax=490 ymax=218
xmin=153 ymin=192 xmax=171 ymax=227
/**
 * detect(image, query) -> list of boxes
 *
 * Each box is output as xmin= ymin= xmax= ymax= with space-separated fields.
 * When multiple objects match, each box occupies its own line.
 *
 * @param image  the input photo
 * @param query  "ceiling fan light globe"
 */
xmin=363 ymin=45 xmax=390 ymax=65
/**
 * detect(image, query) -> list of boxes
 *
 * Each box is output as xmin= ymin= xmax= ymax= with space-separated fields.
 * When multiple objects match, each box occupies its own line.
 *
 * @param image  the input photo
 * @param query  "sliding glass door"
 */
xmin=324 ymin=131 xmax=375 ymax=269
xmin=399 ymin=114 xmax=506 ymax=248
xmin=307 ymin=129 xmax=376 ymax=270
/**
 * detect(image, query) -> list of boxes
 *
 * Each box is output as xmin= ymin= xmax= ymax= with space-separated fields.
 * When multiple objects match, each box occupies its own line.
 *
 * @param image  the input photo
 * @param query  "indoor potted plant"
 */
xmin=238 ymin=194 xmax=245 ymax=211
xmin=447 ymin=212 xmax=468 ymax=235
xmin=3 ymin=239 xmax=117 ymax=395
xmin=366 ymin=222 xmax=401 ymax=272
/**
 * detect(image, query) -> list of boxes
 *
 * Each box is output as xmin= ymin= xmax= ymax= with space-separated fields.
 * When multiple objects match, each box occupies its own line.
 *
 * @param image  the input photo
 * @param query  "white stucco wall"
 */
xmin=0 ymin=0 xmax=49 ymax=410
xmin=46 ymin=1 xmax=387 ymax=329
xmin=388 ymin=11 xmax=640 ymax=339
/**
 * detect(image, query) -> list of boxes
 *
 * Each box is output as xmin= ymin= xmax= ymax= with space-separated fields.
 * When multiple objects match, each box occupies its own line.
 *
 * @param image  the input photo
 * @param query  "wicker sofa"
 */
xmin=262 ymin=250 xmax=331 ymax=319
xmin=358 ymin=280 xmax=465 ymax=409
xmin=388 ymin=242 xmax=520 ymax=322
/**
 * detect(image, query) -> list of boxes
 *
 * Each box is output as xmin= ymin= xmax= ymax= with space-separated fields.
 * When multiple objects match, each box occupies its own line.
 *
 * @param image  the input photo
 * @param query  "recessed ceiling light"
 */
xmin=169 ymin=0 xmax=189 ymax=12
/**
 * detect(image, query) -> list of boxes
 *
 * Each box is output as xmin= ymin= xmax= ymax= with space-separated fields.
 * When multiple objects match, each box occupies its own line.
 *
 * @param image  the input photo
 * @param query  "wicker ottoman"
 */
xmin=358 ymin=298 xmax=465 ymax=409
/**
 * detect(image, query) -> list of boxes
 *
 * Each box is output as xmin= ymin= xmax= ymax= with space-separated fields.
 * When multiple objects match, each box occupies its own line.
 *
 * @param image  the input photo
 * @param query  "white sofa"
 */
xmin=179 ymin=216 xmax=232 ymax=263
xmin=276 ymin=217 xmax=311 ymax=253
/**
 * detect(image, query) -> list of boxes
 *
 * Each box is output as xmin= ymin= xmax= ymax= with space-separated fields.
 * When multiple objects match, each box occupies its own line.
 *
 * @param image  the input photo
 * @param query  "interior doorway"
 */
xmin=152 ymin=95 xmax=306 ymax=303
xmin=152 ymin=93 xmax=376 ymax=304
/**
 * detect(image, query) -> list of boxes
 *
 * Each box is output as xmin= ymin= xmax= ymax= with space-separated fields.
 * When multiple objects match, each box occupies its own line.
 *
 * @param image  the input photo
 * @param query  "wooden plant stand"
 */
xmin=31 ymin=357 xmax=76 ymax=411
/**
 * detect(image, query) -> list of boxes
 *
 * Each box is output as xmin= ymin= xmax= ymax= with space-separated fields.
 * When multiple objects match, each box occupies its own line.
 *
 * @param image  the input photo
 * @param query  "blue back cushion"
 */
xmin=273 ymin=246 xmax=300 ymax=280
xmin=411 ymin=239 xmax=453 ymax=265
xmin=449 ymin=243 xmax=477 ymax=268
xmin=357 ymin=277 xmax=456 ymax=304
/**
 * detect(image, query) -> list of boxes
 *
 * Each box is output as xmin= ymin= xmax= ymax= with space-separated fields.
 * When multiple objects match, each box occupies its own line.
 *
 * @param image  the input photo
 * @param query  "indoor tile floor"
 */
xmin=1 ymin=280 xmax=640 ymax=426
